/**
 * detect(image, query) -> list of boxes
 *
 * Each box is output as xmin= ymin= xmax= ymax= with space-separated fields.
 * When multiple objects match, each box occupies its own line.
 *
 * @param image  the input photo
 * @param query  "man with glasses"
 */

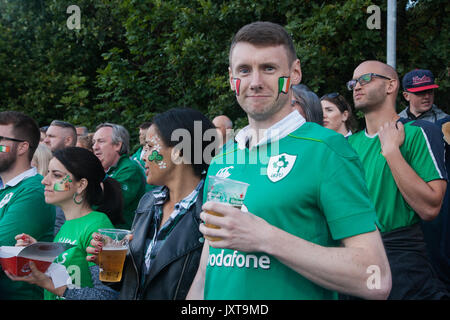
xmin=43 ymin=120 xmax=77 ymax=152
xmin=0 ymin=111 xmax=55 ymax=300
xmin=347 ymin=60 xmax=448 ymax=299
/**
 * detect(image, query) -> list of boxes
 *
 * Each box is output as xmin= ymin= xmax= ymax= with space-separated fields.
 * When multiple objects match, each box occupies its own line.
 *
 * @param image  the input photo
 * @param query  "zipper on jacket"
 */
xmin=173 ymin=253 xmax=190 ymax=300
xmin=129 ymin=248 xmax=140 ymax=300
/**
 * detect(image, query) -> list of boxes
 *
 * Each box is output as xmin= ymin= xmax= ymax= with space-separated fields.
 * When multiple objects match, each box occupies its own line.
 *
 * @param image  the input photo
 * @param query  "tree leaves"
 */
xmin=0 ymin=0 xmax=447 ymax=144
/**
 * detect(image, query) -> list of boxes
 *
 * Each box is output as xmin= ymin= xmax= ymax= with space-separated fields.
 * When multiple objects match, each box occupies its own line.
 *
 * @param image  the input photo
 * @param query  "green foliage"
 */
xmin=396 ymin=0 xmax=449 ymax=111
xmin=0 ymin=0 xmax=448 ymax=149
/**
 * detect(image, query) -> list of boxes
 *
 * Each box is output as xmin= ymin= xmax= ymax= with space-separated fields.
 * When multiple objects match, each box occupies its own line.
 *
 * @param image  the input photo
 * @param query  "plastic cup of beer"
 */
xmin=204 ymin=176 xmax=249 ymax=241
xmin=98 ymin=228 xmax=130 ymax=282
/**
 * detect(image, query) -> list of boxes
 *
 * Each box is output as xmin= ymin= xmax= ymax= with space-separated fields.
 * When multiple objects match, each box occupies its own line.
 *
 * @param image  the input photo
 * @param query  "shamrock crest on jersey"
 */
xmin=267 ymin=153 xmax=297 ymax=182
xmin=0 ymin=192 xmax=14 ymax=208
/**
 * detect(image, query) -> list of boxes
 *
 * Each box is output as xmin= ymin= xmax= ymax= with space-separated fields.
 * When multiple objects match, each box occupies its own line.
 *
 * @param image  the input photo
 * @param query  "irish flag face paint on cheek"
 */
xmin=54 ymin=175 xmax=72 ymax=192
xmin=278 ymin=76 xmax=290 ymax=95
xmin=0 ymin=145 xmax=10 ymax=152
xmin=233 ymin=78 xmax=241 ymax=96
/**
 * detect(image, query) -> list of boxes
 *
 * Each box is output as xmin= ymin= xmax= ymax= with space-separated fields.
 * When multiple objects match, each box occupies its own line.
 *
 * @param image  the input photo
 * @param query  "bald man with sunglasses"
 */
xmin=347 ymin=60 xmax=448 ymax=299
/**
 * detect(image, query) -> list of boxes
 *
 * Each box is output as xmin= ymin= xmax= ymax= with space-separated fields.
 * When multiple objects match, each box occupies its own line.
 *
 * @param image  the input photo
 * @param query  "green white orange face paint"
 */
xmin=278 ymin=76 xmax=290 ymax=95
xmin=233 ymin=78 xmax=241 ymax=96
xmin=54 ymin=174 xmax=72 ymax=192
xmin=0 ymin=145 xmax=10 ymax=152
xmin=233 ymin=76 xmax=289 ymax=98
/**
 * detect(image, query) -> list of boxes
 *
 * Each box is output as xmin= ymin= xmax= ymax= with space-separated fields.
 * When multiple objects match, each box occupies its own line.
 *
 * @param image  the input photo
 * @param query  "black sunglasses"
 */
xmin=320 ymin=92 xmax=351 ymax=112
xmin=320 ymin=92 xmax=340 ymax=100
xmin=0 ymin=135 xmax=26 ymax=143
xmin=346 ymin=73 xmax=391 ymax=91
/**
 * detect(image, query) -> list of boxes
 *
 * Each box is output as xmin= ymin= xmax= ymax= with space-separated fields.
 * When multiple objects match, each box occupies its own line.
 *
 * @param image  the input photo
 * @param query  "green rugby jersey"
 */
xmin=348 ymin=121 xmax=446 ymax=233
xmin=0 ymin=170 xmax=55 ymax=300
xmin=204 ymin=111 xmax=378 ymax=300
xmin=45 ymin=211 xmax=114 ymax=300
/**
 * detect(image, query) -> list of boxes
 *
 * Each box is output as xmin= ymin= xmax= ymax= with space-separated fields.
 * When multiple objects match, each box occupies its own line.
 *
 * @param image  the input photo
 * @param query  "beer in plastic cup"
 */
xmin=98 ymin=228 xmax=130 ymax=282
xmin=205 ymin=176 xmax=249 ymax=241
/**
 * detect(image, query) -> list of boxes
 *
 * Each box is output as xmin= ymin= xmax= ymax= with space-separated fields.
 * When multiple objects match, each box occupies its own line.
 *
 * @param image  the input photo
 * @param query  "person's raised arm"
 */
xmin=379 ymin=121 xmax=447 ymax=221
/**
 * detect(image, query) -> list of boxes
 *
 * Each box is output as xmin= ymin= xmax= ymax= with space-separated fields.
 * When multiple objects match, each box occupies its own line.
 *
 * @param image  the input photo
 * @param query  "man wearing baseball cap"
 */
xmin=399 ymin=69 xmax=448 ymax=123
xmin=400 ymin=68 xmax=450 ymax=294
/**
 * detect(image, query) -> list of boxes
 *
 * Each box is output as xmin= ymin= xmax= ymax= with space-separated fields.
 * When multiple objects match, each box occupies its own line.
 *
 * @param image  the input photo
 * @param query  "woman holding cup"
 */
xmin=6 ymin=147 xmax=123 ymax=299
xmin=87 ymin=108 xmax=218 ymax=299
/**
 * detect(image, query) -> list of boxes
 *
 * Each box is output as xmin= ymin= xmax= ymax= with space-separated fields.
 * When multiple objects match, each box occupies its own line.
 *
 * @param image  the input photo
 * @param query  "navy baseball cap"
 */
xmin=402 ymin=69 xmax=439 ymax=93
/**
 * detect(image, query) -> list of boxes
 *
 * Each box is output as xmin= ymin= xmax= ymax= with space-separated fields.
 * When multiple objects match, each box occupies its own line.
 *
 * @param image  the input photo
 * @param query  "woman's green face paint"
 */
xmin=148 ymin=150 xmax=163 ymax=162
xmin=54 ymin=174 xmax=72 ymax=192
xmin=144 ymin=130 xmax=168 ymax=170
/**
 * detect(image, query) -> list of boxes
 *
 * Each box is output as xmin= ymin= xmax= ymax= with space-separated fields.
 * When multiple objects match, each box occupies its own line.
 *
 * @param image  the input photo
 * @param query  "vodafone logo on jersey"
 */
xmin=208 ymin=250 xmax=271 ymax=270
xmin=267 ymin=153 xmax=297 ymax=182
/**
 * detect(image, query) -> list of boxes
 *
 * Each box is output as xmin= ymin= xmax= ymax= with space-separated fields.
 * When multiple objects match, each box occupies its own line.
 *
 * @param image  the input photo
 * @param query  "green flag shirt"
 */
xmin=204 ymin=111 xmax=378 ymax=300
xmin=348 ymin=121 xmax=447 ymax=233
xmin=107 ymin=154 xmax=146 ymax=230
xmin=0 ymin=168 xmax=55 ymax=300
xmin=45 ymin=211 xmax=114 ymax=300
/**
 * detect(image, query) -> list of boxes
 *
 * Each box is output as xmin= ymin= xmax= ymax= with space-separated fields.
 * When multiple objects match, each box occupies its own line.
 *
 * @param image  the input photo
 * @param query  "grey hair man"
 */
xmin=93 ymin=123 xmax=130 ymax=170
xmin=92 ymin=122 xmax=145 ymax=229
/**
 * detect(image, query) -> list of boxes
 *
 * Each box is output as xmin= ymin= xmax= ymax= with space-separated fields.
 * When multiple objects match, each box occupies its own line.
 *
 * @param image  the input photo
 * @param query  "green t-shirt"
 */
xmin=348 ymin=122 xmax=445 ymax=233
xmin=204 ymin=120 xmax=378 ymax=300
xmin=0 ymin=172 xmax=55 ymax=300
xmin=45 ymin=211 xmax=114 ymax=300
xmin=107 ymin=154 xmax=146 ymax=230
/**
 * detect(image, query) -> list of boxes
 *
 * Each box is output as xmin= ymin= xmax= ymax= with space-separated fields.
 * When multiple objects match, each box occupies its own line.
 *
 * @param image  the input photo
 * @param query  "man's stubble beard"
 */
xmin=0 ymin=146 xmax=17 ymax=174
xmin=242 ymin=93 xmax=289 ymax=123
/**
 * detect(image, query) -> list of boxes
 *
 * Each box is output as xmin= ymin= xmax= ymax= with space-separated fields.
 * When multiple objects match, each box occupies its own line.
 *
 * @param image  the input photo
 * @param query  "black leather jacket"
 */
xmin=118 ymin=186 xmax=205 ymax=300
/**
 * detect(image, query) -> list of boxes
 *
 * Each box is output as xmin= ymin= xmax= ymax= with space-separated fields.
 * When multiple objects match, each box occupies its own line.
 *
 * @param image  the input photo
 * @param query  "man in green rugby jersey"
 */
xmin=347 ymin=60 xmax=448 ymax=299
xmin=0 ymin=111 xmax=55 ymax=299
xmin=92 ymin=123 xmax=146 ymax=230
xmin=187 ymin=21 xmax=391 ymax=300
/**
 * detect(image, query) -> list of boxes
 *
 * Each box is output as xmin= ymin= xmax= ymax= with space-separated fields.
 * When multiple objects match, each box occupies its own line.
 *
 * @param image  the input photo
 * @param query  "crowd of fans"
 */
xmin=0 ymin=21 xmax=448 ymax=301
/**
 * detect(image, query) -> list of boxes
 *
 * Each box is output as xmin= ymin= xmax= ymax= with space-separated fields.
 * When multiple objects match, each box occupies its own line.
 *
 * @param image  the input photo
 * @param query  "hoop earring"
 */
xmin=73 ymin=192 xmax=83 ymax=205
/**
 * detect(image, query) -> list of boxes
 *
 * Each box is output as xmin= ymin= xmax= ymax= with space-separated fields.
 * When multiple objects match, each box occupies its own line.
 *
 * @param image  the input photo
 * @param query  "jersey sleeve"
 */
xmin=407 ymin=120 xmax=447 ymax=182
xmin=318 ymin=140 xmax=378 ymax=240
